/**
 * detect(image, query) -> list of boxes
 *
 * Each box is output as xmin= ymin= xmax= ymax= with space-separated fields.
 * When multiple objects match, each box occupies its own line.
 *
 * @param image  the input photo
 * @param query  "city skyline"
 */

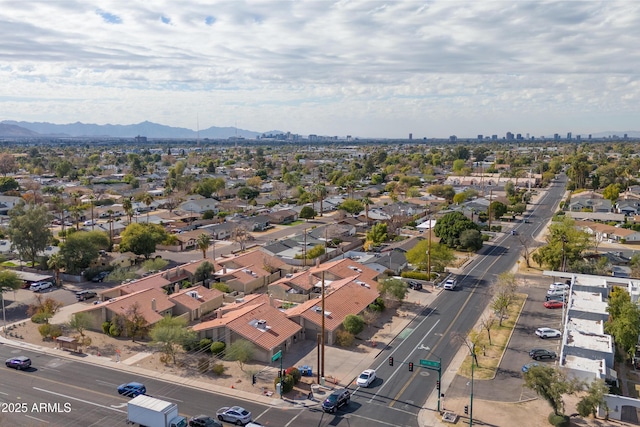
xmin=1 ymin=1 xmax=640 ymax=139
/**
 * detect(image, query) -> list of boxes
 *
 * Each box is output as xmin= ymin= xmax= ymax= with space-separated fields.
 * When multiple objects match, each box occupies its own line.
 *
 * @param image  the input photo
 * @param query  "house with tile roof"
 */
xmin=214 ymin=249 xmax=289 ymax=293
xmin=167 ymin=285 xmax=224 ymax=321
xmin=285 ymin=277 xmax=380 ymax=345
xmin=193 ymin=294 xmax=302 ymax=363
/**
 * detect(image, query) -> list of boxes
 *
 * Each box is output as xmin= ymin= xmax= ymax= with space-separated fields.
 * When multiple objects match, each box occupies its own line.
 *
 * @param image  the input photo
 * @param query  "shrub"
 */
xmin=198 ymin=338 xmax=213 ymax=353
xmin=285 ymin=367 xmax=301 ymax=384
xmin=212 ymin=363 xmax=226 ymax=376
xmin=335 ymin=330 xmax=354 ymax=347
xmin=38 ymin=323 xmax=62 ymax=340
xmin=274 ymin=374 xmax=295 ymax=393
xmin=102 ymin=321 xmax=111 ymax=334
xmin=402 ymin=271 xmax=430 ymax=281
xmin=31 ymin=312 xmax=50 ymax=324
xmin=210 ymin=341 xmax=226 ymax=355
xmin=109 ymin=323 xmax=121 ymax=337
xmin=547 ymin=413 xmax=570 ymax=427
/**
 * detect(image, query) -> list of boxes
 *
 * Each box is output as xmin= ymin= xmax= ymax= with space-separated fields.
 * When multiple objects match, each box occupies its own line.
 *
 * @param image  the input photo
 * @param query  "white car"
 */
xmin=535 ymin=327 xmax=562 ymax=339
xmin=356 ymin=369 xmax=376 ymax=388
xmin=547 ymin=288 xmax=568 ymax=297
xmin=549 ymin=283 xmax=570 ymax=291
xmin=443 ymin=279 xmax=457 ymax=290
xmin=29 ymin=281 xmax=54 ymax=292
xmin=216 ymin=406 xmax=252 ymax=425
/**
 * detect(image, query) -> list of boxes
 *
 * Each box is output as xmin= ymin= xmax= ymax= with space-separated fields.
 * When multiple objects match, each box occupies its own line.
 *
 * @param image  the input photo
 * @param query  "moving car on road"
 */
xmin=5 ymin=356 xmax=31 ymax=370
xmin=356 ymin=369 xmax=377 ymax=388
xmin=535 ymin=327 xmax=562 ymax=339
xmin=322 ymin=389 xmax=350 ymax=413
xmin=117 ymin=382 xmax=147 ymax=397
xmin=189 ymin=415 xmax=222 ymax=427
xmin=443 ymin=278 xmax=457 ymax=290
xmin=216 ymin=406 xmax=252 ymax=425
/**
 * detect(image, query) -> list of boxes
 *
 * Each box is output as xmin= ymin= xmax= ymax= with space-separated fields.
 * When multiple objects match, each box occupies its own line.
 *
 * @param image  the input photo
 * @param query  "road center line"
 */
xmin=25 ymin=414 xmax=49 ymax=424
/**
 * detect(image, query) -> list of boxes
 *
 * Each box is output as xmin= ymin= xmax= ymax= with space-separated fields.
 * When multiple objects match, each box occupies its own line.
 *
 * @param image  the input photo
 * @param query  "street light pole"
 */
xmin=1 ymin=290 xmax=7 ymax=337
xmin=470 ymin=345 xmax=475 ymax=427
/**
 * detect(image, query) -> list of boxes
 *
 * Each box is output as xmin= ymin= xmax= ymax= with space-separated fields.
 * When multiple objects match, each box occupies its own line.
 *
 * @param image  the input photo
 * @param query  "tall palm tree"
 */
xmin=362 ymin=195 xmax=371 ymax=224
xmin=196 ymin=233 xmax=210 ymax=259
xmin=142 ymin=193 xmax=154 ymax=223
xmin=47 ymin=253 xmax=64 ymax=287
xmin=89 ymin=194 xmax=96 ymax=231
xmin=107 ymin=209 xmax=114 ymax=248
xmin=315 ymin=184 xmax=327 ymax=217
xmin=123 ymin=197 xmax=133 ymax=224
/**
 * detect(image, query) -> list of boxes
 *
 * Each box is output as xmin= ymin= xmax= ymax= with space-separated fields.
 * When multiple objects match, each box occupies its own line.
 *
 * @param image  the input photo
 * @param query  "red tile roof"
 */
xmin=169 ymin=285 xmax=223 ymax=310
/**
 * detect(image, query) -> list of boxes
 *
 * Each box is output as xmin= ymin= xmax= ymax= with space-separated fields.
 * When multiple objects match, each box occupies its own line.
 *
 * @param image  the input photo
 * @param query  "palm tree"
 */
xmin=89 ymin=194 xmax=96 ymax=231
xmin=361 ymin=195 xmax=372 ymax=222
xmin=315 ymin=184 xmax=327 ymax=217
xmin=47 ymin=253 xmax=64 ymax=287
xmin=123 ymin=197 xmax=133 ymax=224
xmin=142 ymin=194 xmax=154 ymax=223
xmin=107 ymin=209 xmax=114 ymax=248
xmin=196 ymin=233 xmax=211 ymax=259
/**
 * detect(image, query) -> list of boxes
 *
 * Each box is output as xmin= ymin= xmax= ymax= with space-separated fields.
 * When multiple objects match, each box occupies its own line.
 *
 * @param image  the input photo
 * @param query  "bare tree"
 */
xmin=480 ymin=315 xmax=497 ymax=346
xmin=454 ymin=329 xmax=482 ymax=367
xmin=271 ymin=181 xmax=288 ymax=201
xmin=124 ymin=302 xmax=149 ymax=342
xmin=516 ymin=234 xmax=534 ymax=268
xmin=232 ymin=223 xmax=250 ymax=252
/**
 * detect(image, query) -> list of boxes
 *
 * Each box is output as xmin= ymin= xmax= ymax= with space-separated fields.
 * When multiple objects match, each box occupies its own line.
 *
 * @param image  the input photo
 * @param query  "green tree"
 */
xmin=7 ymin=202 xmax=53 ymax=266
xmin=523 ymin=365 xmax=581 ymax=416
xmin=194 ymin=261 xmax=215 ymax=284
xmin=434 ymin=211 xmax=480 ymax=249
xmin=119 ymin=223 xmax=168 ymax=259
xmin=605 ymin=298 xmax=640 ymax=362
xmin=426 ymin=184 xmax=455 ymax=203
xmin=343 ymin=314 xmax=365 ymax=335
xmin=150 ymin=315 xmax=195 ymax=365
xmin=576 ymin=379 xmax=609 ymax=419
xmin=47 ymin=253 xmax=64 ymax=286
xmin=299 ymin=206 xmax=316 ymax=221
xmin=459 ymin=229 xmax=483 ymax=251
xmin=0 ymin=269 xmax=23 ymax=316
xmin=489 ymin=201 xmax=507 ymax=220
xmin=238 ymin=186 xmax=259 ymax=200
xmin=123 ymin=302 xmax=149 ymax=342
xmin=0 ymin=177 xmax=19 ymax=192
xmin=366 ymin=223 xmax=388 ymax=246
xmin=602 ymin=183 xmax=621 ymax=202
xmin=490 ymin=272 xmax=518 ymax=327
xmin=59 ymin=230 xmax=109 ymax=274
xmin=405 ymin=240 xmax=455 ymax=273
xmin=531 ymin=217 xmax=591 ymax=271
xmin=225 ymin=339 xmax=256 ymax=371
xmin=378 ymin=278 xmax=408 ymax=301
xmin=338 ymin=199 xmax=364 ymax=216
xmin=67 ymin=312 xmax=92 ymax=346
xmin=196 ymin=233 xmax=210 ymax=259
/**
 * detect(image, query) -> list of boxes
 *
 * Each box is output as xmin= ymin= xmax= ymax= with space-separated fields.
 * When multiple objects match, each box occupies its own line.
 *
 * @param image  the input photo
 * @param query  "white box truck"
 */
xmin=126 ymin=395 xmax=187 ymax=427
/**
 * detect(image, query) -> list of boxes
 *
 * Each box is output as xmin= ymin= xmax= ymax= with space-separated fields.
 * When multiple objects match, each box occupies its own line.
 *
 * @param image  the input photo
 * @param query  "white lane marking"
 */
xmin=95 ymin=380 xmax=118 ymax=387
xmin=283 ymin=408 xmax=307 ymax=427
xmin=109 ymin=403 xmax=127 ymax=409
xmin=25 ymin=414 xmax=49 ymax=424
xmin=0 ymin=391 xmax=8 ymax=396
xmin=33 ymin=387 xmax=126 ymax=414
xmin=155 ymin=395 xmax=183 ymax=402
xmin=366 ymin=319 xmax=440 ymax=404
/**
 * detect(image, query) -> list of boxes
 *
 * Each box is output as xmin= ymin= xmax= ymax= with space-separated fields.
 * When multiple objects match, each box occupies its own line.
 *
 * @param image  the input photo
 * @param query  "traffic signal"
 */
xmin=409 ymin=362 xmax=414 ymax=371
xmin=252 ymin=374 xmax=256 ymax=385
xmin=464 ymin=405 xmax=469 ymax=415
xmin=436 ymin=380 xmax=440 ymax=390
xmin=389 ymin=357 xmax=394 ymax=366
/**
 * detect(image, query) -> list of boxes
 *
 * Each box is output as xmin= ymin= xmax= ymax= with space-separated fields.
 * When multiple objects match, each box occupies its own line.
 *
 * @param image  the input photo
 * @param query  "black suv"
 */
xmin=407 ymin=281 xmax=423 ymax=290
xmin=322 ymin=389 xmax=350 ymax=413
xmin=76 ymin=290 xmax=98 ymax=301
xmin=529 ymin=349 xmax=557 ymax=360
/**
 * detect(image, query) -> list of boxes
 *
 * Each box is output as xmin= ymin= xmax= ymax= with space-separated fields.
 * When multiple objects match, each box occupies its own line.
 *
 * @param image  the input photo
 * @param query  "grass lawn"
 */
xmin=284 ymin=220 xmax=305 ymax=226
xmin=457 ymin=293 xmax=527 ymax=380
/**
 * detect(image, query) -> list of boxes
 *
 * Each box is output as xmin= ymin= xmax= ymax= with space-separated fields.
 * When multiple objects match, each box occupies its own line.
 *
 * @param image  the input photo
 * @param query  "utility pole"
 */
xmin=321 ymin=270 xmax=326 ymax=379
xmin=470 ymin=345 xmax=475 ymax=427
xmin=487 ymin=189 xmax=493 ymax=231
xmin=303 ymin=228 xmax=307 ymax=268
xmin=427 ymin=210 xmax=432 ymax=280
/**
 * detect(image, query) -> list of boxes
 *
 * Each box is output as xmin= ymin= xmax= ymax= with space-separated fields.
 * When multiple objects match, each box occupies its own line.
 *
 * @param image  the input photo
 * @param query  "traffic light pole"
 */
xmin=470 ymin=352 xmax=474 ymax=427
xmin=437 ymin=365 xmax=442 ymax=413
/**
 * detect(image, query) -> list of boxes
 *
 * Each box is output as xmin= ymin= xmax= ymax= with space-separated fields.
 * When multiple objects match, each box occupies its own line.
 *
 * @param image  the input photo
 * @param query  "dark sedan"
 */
xmin=189 ymin=415 xmax=222 ymax=427
xmin=5 ymin=356 xmax=31 ymax=370
xmin=529 ymin=349 xmax=557 ymax=360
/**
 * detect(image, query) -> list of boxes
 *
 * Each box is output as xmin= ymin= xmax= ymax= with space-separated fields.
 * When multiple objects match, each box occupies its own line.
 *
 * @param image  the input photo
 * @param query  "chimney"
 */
xmin=151 ymin=298 xmax=157 ymax=312
xmin=223 ymin=267 xmax=227 ymax=274
xmin=315 ymin=258 xmax=320 ymax=267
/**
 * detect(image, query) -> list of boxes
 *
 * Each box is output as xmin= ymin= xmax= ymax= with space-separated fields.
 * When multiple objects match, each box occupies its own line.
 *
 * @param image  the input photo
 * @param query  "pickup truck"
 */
xmin=127 ymin=395 xmax=187 ymax=427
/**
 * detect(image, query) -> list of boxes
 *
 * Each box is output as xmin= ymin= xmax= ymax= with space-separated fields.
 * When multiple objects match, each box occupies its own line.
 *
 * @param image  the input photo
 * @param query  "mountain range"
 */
xmin=0 ymin=120 xmax=275 ymax=139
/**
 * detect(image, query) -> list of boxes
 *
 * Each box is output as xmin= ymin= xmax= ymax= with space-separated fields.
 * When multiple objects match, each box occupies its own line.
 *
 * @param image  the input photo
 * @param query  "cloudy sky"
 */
xmin=1 ymin=1 xmax=639 ymax=139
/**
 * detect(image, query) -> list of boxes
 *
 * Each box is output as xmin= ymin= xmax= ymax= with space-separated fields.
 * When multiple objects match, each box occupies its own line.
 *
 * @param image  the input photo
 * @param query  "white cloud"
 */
xmin=0 ymin=0 xmax=639 ymax=138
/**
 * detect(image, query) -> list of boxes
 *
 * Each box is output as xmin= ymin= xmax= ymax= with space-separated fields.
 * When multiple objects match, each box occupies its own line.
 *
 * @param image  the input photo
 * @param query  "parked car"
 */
xmin=322 ymin=388 xmax=350 ymax=413
xmin=546 ymin=294 xmax=566 ymax=302
xmin=529 ymin=349 xmax=557 ymax=360
xmin=443 ymin=278 xmax=457 ymax=290
xmin=544 ymin=300 xmax=565 ymax=309
xmin=76 ymin=290 xmax=98 ymax=301
xmin=92 ymin=271 xmax=110 ymax=282
xmin=521 ymin=362 xmax=540 ymax=373
xmin=117 ymin=382 xmax=146 ymax=397
xmin=216 ymin=406 xmax=252 ymax=425
xmin=535 ymin=327 xmax=562 ymax=339
xmin=5 ymin=356 xmax=31 ymax=370
xmin=407 ymin=280 xmax=423 ymax=290
xmin=189 ymin=415 xmax=223 ymax=427
xmin=29 ymin=281 xmax=54 ymax=292
xmin=511 ymin=230 xmax=518 ymax=235
xmin=546 ymin=288 xmax=568 ymax=297
xmin=356 ymin=369 xmax=377 ymax=388
xmin=549 ymin=282 xmax=570 ymax=291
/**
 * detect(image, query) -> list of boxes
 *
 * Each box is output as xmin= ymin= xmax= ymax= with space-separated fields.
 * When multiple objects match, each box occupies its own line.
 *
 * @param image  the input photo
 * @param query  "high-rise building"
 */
xmin=567 ymin=132 xmax=572 ymax=140
xmin=409 ymin=133 xmax=413 ymax=140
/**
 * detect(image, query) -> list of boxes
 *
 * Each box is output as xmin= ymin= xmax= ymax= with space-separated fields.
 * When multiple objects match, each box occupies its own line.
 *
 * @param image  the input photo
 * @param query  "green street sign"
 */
xmin=272 ymin=350 xmax=282 ymax=362
xmin=420 ymin=359 xmax=440 ymax=369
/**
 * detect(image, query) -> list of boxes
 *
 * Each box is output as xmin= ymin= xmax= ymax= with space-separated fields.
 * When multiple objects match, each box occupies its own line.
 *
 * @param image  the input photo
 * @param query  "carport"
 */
xmin=13 ymin=271 xmax=54 ymax=284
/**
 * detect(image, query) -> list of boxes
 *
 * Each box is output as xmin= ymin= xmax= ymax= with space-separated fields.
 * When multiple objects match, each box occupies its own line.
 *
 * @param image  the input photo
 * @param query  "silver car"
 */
xmin=216 ymin=406 xmax=252 ymax=425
